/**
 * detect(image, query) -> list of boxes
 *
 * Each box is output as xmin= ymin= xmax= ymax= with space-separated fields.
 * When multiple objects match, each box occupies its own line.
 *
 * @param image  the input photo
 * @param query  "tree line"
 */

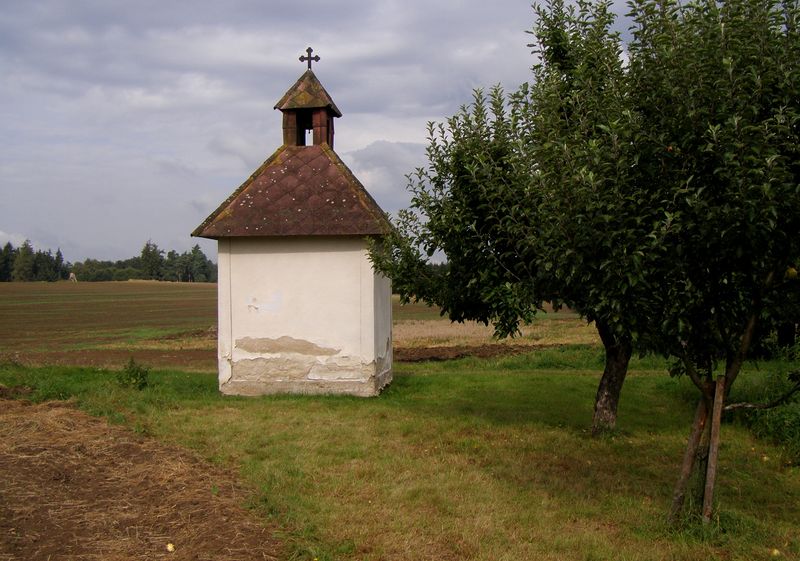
xmin=0 ymin=240 xmax=217 ymax=283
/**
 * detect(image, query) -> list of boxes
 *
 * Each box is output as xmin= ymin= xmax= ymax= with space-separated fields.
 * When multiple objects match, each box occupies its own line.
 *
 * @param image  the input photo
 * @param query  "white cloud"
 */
xmin=141 ymin=26 xmax=292 ymax=70
xmin=0 ymin=231 xmax=30 ymax=248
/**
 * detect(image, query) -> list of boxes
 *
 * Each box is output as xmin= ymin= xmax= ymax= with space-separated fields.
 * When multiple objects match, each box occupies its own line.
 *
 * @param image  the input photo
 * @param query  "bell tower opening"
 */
xmin=295 ymin=109 xmax=313 ymax=146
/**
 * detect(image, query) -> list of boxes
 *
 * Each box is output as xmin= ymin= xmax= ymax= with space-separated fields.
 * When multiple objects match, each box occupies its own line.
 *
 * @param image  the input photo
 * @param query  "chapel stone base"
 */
xmin=219 ymin=354 xmax=392 ymax=397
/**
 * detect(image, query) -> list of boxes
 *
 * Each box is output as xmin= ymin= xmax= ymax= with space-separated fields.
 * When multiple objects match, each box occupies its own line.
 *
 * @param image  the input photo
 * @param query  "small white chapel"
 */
xmin=193 ymin=48 xmax=393 ymax=397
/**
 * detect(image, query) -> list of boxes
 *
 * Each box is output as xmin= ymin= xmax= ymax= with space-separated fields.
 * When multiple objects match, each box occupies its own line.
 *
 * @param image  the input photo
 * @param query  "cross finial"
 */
xmin=299 ymin=47 xmax=320 ymax=70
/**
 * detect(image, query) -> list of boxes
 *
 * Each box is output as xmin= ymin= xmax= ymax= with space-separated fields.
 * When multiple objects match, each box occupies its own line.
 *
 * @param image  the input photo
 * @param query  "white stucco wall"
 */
xmin=216 ymin=236 xmax=392 ymax=396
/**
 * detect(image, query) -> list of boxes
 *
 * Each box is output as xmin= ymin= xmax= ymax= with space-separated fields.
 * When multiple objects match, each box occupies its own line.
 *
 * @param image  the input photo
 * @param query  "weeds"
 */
xmin=117 ymin=357 xmax=150 ymax=390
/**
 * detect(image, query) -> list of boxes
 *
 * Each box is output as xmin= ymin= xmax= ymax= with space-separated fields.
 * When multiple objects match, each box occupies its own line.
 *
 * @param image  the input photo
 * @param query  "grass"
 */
xmin=1 ymin=283 xmax=798 ymax=560
xmin=2 ymin=354 xmax=798 ymax=561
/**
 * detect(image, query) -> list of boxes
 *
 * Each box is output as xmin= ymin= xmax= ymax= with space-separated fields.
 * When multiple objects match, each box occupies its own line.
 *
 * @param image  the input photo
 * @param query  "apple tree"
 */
xmin=372 ymin=0 xmax=659 ymax=435
xmin=627 ymin=0 xmax=800 ymax=522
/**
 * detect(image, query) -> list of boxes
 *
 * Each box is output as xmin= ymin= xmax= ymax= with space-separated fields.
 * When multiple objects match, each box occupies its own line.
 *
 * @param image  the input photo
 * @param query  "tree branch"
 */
xmin=680 ymin=348 xmax=711 ymax=397
xmin=724 ymin=376 xmax=800 ymax=412
xmin=725 ymin=269 xmax=776 ymax=390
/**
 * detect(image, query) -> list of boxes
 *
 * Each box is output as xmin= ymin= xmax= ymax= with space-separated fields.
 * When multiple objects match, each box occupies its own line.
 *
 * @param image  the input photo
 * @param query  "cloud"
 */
xmin=0 ymin=0 xmax=572 ymax=263
xmin=341 ymin=141 xmax=426 ymax=214
xmin=0 ymin=231 xmax=30 ymax=248
xmin=207 ymin=132 xmax=270 ymax=170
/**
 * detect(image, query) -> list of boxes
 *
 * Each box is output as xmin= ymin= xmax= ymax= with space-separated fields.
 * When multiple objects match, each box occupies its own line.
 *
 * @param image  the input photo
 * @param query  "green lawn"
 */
xmin=2 ymin=349 xmax=798 ymax=561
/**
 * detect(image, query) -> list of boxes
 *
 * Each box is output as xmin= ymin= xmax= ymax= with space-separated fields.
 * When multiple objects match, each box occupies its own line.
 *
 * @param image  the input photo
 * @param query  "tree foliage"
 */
xmin=11 ymin=241 xmax=35 ymax=282
xmin=140 ymin=240 xmax=165 ymax=280
xmin=0 ymin=243 xmax=14 ymax=281
xmin=2 ymin=240 xmax=70 ymax=282
xmin=628 ymin=0 xmax=800 ymax=374
xmin=372 ymin=87 xmax=539 ymax=338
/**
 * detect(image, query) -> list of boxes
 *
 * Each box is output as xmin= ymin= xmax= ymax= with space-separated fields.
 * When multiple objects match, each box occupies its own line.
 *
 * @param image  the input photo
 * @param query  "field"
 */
xmin=0 ymin=281 xmax=597 ymax=368
xmin=0 ymin=281 xmax=218 ymax=370
xmin=1 ymin=282 xmax=799 ymax=561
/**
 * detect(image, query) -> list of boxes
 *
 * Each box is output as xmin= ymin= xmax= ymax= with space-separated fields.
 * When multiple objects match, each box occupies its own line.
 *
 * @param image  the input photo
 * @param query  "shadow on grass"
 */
xmin=385 ymin=359 xmax=694 ymax=434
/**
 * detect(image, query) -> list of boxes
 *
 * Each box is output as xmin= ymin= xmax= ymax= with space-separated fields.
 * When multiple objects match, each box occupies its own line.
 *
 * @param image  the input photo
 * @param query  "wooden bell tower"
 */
xmin=275 ymin=47 xmax=341 ymax=148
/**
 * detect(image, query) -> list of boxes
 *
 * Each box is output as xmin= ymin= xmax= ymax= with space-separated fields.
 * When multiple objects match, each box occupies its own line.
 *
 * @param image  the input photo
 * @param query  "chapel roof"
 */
xmin=191 ymin=144 xmax=390 ymax=238
xmin=274 ymin=69 xmax=342 ymax=117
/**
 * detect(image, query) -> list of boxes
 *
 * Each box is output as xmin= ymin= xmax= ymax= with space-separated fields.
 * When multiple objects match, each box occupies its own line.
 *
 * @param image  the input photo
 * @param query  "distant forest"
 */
xmin=0 ymin=240 xmax=217 ymax=283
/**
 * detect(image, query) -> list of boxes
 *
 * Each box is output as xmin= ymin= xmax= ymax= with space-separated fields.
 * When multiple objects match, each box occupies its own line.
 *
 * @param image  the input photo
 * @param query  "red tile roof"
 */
xmin=192 ymin=144 xmax=390 ymax=238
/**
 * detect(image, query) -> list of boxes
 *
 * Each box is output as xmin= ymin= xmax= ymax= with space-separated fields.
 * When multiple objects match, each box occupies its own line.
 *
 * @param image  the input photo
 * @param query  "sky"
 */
xmin=1 ymin=1 xmax=570 ymax=263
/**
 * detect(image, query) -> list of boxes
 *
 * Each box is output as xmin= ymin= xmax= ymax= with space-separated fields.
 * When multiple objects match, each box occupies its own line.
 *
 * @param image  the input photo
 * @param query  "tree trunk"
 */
xmin=667 ymin=281 xmax=768 ymax=522
xmin=668 ymin=397 xmax=710 ymax=524
xmin=592 ymin=320 xmax=633 ymax=435
xmin=702 ymin=376 xmax=726 ymax=523
xmin=690 ymin=405 xmax=713 ymax=510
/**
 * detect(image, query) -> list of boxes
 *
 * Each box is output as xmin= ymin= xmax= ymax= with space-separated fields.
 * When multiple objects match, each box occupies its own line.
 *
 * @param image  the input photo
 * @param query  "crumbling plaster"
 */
xmin=216 ymin=236 xmax=392 ymax=396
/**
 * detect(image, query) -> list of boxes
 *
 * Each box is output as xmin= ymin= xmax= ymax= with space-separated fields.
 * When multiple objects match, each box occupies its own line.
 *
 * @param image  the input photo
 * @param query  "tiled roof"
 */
xmin=274 ymin=70 xmax=342 ymax=117
xmin=192 ymin=144 xmax=390 ymax=238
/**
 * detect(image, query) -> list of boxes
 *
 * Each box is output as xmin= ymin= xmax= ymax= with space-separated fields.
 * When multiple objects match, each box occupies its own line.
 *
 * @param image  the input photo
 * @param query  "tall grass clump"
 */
xmin=748 ymin=402 xmax=800 ymax=463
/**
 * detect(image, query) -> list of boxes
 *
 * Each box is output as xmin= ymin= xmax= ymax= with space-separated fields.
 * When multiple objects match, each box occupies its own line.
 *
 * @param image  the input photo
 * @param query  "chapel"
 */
xmin=192 ymin=49 xmax=393 ymax=396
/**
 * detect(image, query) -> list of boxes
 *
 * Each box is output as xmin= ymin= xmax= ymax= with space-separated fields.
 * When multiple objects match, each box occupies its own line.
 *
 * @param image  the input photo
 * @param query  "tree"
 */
xmin=372 ymin=0 xmax=655 ymax=434
xmin=0 ymin=242 xmax=14 ymax=282
xmin=626 ymin=0 xmax=800 ymax=522
xmin=373 ymin=0 xmax=800 ymax=522
xmin=11 ymin=240 xmax=35 ymax=282
xmin=161 ymin=246 xmax=215 ymax=282
xmin=33 ymin=249 xmax=57 ymax=281
xmin=373 ymin=87 xmax=541 ymax=339
xmin=68 ymin=243 xmax=215 ymax=283
xmin=521 ymin=0 xmax=664 ymax=432
xmin=162 ymin=250 xmax=182 ymax=281
xmin=54 ymin=249 xmax=68 ymax=281
xmin=140 ymin=240 xmax=164 ymax=280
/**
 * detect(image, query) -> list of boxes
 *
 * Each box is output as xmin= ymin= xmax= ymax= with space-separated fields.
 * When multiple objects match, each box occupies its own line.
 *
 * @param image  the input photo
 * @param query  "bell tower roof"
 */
xmin=274 ymin=67 xmax=341 ymax=118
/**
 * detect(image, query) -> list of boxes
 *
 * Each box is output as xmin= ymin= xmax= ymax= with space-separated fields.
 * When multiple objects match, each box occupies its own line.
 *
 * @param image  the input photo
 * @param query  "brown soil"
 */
xmin=0 ymin=398 xmax=283 ymax=561
xmin=5 ymin=348 xmax=218 ymax=372
xmin=394 ymin=343 xmax=544 ymax=362
xmin=5 ymin=342 xmax=537 ymax=370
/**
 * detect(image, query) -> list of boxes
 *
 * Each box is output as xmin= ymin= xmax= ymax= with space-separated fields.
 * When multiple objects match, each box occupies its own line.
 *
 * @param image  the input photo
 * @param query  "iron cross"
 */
xmin=299 ymin=47 xmax=320 ymax=70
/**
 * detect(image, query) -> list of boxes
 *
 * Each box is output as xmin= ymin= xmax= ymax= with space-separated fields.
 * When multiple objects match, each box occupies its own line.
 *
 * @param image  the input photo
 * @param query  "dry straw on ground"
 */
xmin=0 ymin=398 xmax=282 ymax=561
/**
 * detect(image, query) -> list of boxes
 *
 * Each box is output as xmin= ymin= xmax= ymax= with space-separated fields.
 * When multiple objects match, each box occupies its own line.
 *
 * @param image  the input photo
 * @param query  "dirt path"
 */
xmin=393 ymin=343 xmax=549 ymax=362
xmin=0 ymin=398 xmax=283 ymax=561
